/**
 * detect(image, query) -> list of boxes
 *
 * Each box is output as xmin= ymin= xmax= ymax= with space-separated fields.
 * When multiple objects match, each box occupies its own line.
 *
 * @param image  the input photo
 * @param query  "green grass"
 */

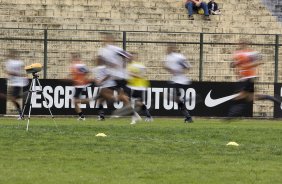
xmin=0 ymin=117 xmax=281 ymax=184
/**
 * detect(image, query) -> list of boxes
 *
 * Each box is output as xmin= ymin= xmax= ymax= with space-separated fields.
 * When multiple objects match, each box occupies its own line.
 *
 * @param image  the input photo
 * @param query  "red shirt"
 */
xmin=233 ymin=49 xmax=259 ymax=79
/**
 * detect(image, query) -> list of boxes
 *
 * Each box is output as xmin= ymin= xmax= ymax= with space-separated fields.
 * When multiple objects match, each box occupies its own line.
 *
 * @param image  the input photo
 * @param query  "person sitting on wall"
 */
xmin=184 ymin=0 xmax=211 ymax=20
xmin=208 ymin=0 xmax=221 ymax=15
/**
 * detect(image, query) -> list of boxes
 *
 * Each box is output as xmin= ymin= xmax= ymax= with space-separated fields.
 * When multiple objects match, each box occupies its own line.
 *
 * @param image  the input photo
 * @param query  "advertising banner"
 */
xmin=21 ymin=79 xmax=253 ymax=117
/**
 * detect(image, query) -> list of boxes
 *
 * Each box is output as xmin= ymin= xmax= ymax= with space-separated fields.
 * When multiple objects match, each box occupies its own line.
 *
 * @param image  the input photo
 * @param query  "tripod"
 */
xmin=21 ymin=72 xmax=55 ymax=131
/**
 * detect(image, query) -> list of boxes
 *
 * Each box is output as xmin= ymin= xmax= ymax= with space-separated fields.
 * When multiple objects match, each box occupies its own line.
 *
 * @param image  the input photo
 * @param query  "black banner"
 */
xmin=0 ymin=78 xmax=7 ymax=114
xmin=274 ymin=83 xmax=282 ymax=118
xmin=20 ymin=79 xmax=253 ymax=117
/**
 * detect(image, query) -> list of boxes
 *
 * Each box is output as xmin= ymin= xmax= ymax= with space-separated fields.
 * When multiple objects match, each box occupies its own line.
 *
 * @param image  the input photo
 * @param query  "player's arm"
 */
xmin=128 ymin=71 xmax=142 ymax=78
xmin=96 ymin=75 xmax=110 ymax=85
xmin=99 ymin=55 xmax=119 ymax=69
xmin=93 ymin=66 xmax=111 ymax=85
xmin=244 ymin=61 xmax=263 ymax=69
xmin=86 ymin=73 xmax=99 ymax=85
xmin=180 ymin=58 xmax=192 ymax=71
xmin=164 ymin=65 xmax=176 ymax=74
xmin=5 ymin=70 xmax=23 ymax=76
xmin=5 ymin=65 xmax=26 ymax=77
xmin=230 ymin=58 xmax=242 ymax=68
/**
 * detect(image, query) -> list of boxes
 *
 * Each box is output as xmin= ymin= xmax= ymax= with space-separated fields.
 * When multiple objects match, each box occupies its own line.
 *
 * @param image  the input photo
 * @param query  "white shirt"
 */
xmin=98 ymin=45 xmax=128 ymax=79
xmin=93 ymin=65 xmax=116 ymax=88
xmin=5 ymin=59 xmax=28 ymax=87
xmin=165 ymin=52 xmax=191 ymax=85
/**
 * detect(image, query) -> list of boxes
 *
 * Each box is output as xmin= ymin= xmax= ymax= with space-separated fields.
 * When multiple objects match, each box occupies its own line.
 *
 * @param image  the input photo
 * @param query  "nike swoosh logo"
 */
xmin=205 ymin=90 xmax=239 ymax=107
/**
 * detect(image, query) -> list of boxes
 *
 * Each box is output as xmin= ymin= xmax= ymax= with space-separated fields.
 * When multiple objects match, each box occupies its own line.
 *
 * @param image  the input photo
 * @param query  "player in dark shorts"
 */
xmin=4 ymin=49 xmax=28 ymax=120
xmin=228 ymin=40 xmax=281 ymax=118
xmin=96 ymin=33 xmax=134 ymax=119
xmin=69 ymin=53 xmax=92 ymax=121
xmin=164 ymin=45 xmax=193 ymax=123
xmin=126 ymin=53 xmax=152 ymax=124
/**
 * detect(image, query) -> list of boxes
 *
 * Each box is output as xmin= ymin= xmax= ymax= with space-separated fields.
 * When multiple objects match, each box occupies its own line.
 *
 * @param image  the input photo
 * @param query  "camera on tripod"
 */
xmin=22 ymin=62 xmax=54 ymax=131
xmin=24 ymin=63 xmax=43 ymax=75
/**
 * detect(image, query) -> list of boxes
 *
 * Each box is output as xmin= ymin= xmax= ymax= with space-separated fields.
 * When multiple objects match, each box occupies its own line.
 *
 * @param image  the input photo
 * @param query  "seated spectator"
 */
xmin=184 ymin=0 xmax=211 ymax=21
xmin=208 ymin=0 xmax=221 ymax=15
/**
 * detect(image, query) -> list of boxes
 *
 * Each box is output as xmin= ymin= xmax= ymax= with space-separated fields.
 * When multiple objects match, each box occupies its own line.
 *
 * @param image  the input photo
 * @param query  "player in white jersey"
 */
xmin=98 ymin=33 xmax=131 ymax=90
xmin=126 ymin=52 xmax=152 ymax=124
xmin=4 ymin=49 xmax=28 ymax=119
xmin=164 ymin=45 xmax=193 ymax=123
xmin=92 ymin=58 xmax=117 ymax=120
xmin=96 ymin=33 xmax=134 ymax=118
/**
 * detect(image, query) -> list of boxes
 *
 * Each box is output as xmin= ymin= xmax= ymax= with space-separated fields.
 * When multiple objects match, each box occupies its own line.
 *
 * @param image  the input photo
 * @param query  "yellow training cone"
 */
xmin=226 ymin=142 xmax=239 ymax=146
xmin=95 ymin=133 xmax=107 ymax=137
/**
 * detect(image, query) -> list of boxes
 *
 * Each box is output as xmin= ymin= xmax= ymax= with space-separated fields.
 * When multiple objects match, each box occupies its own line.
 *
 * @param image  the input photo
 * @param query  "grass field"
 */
xmin=0 ymin=117 xmax=281 ymax=184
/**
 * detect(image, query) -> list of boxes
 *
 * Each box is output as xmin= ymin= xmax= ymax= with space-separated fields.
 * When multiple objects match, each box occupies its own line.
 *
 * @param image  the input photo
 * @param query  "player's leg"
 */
xmin=73 ymin=87 xmax=85 ymax=120
xmin=174 ymin=84 xmax=193 ymax=123
xmin=133 ymin=90 xmax=152 ymax=122
xmin=227 ymin=79 xmax=253 ymax=119
xmin=255 ymin=94 xmax=282 ymax=104
xmin=129 ymin=89 xmax=142 ymax=124
xmin=111 ymin=82 xmax=135 ymax=117
xmin=115 ymin=79 xmax=130 ymax=106
xmin=96 ymin=88 xmax=109 ymax=121
xmin=8 ymin=86 xmax=24 ymax=120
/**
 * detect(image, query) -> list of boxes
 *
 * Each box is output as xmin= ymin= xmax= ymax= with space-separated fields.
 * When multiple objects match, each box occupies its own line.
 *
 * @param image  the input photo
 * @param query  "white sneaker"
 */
xmin=17 ymin=116 xmax=24 ymax=120
xmin=145 ymin=117 xmax=153 ymax=122
xmin=77 ymin=116 xmax=86 ymax=121
xmin=98 ymin=115 xmax=105 ymax=121
xmin=131 ymin=112 xmax=142 ymax=124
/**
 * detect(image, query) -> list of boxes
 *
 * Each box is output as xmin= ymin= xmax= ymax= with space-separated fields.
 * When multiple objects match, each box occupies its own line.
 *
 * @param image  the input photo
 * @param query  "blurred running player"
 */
xmin=4 ymin=49 xmax=28 ymax=120
xmin=228 ymin=39 xmax=281 ymax=118
xmin=164 ymin=45 xmax=193 ymax=123
xmin=92 ymin=57 xmax=117 ymax=120
xmin=93 ymin=48 xmax=132 ymax=120
xmin=126 ymin=52 xmax=152 ymax=124
xmin=70 ymin=53 xmax=91 ymax=120
xmin=98 ymin=33 xmax=130 ymax=92
xmin=97 ymin=33 xmax=134 ymax=117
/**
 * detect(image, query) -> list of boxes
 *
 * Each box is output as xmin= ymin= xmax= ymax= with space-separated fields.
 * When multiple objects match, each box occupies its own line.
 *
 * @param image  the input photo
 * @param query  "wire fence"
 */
xmin=0 ymin=28 xmax=281 ymax=117
xmin=0 ymin=28 xmax=280 ymax=82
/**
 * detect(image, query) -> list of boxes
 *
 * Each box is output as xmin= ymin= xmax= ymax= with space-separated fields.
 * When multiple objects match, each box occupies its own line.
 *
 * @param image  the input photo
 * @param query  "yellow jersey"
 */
xmin=126 ymin=62 xmax=150 ymax=90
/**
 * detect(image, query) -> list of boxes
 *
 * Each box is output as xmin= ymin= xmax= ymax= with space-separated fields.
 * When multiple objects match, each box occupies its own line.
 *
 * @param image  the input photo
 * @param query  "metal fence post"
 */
xmin=43 ymin=29 xmax=48 ymax=79
xmin=199 ymin=33 xmax=204 ymax=81
xmin=275 ymin=34 xmax=279 ymax=83
xmin=123 ymin=31 xmax=127 ymax=51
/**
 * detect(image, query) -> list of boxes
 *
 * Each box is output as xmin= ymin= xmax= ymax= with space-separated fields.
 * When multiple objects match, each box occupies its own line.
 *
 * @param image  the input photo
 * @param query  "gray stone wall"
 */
xmin=0 ymin=0 xmax=281 ymax=33
xmin=262 ymin=0 xmax=282 ymax=22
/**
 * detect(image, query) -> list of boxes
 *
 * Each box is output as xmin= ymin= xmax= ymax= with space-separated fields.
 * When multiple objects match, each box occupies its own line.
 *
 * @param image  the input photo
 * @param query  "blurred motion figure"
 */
xmin=70 ymin=52 xmax=91 ymax=120
xmin=126 ymin=52 xmax=152 ymax=124
xmin=228 ymin=39 xmax=281 ymax=118
xmin=4 ymin=49 xmax=28 ymax=120
xmin=164 ymin=45 xmax=193 ymax=123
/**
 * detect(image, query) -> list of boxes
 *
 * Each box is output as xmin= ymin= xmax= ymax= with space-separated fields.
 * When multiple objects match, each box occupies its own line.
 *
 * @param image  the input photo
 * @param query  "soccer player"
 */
xmin=4 ymin=49 xmax=28 ymax=120
xmin=228 ymin=39 xmax=281 ymax=118
xmin=97 ymin=33 xmax=134 ymax=118
xmin=126 ymin=52 xmax=153 ymax=124
xmin=92 ymin=57 xmax=117 ymax=120
xmin=70 ymin=53 xmax=91 ymax=120
xmin=164 ymin=45 xmax=193 ymax=123
xmin=98 ymin=33 xmax=130 ymax=91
